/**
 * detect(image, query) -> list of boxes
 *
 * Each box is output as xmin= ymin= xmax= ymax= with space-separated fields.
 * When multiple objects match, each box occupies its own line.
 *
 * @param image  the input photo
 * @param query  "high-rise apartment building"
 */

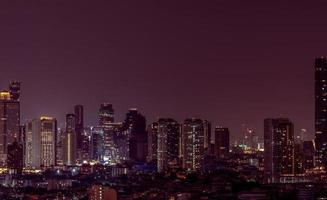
xmin=74 ymin=105 xmax=84 ymax=163
xmin=181 ymin=118 xmax=205 ymax=171
xmin=147 ymin=122 xmax=158 ymax=162
xmin=156 ymin=118 xmax=180 ymax=172
xmin=264 ymin=118 xmax=295 ymax=183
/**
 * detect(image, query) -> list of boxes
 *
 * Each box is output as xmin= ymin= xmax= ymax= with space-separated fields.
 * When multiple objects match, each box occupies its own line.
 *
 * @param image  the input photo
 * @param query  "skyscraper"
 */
xmin=181 ymin=118 xmax=205 ymax=171
xmin=156 ymin=118 xmax=180 ymax=172
xmin=25 ymin=117 xmax=57 ymax=169
xmin=40 ymin=116 xmax=57 ymax=168
xmin=64 ymin=114 xmax=76 ymax=166
xmin=147 ymin=122 xmax=158 ymax=162
xmin=99 ymin=103 xmax=115 ymax=163
xmin=89 ymin=126 xmax=104 ymax=161
xmin=56 ymin=128 xmax=65 ymax=166
xmin=0 ymin=82 xmax=20 ymax=166
xmin=123 ymin=108 xmax=147 ymax=162
xmin=264 ymin=118 xmax=295 ymax=183
xmin=74 ymin=105 xmax=84 ymax=163
xmin=315 ymin=57 xmax=327 ymax=168
xmin=214 ymin=127 xmax=230 ymax=159
xmin=25 ymin=119 xmax=40 ymax=168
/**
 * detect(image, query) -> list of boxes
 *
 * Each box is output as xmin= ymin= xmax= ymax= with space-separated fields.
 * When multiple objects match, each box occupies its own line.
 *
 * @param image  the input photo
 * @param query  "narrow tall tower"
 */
xmin=315 ymin=57 xmax=327 ymax=168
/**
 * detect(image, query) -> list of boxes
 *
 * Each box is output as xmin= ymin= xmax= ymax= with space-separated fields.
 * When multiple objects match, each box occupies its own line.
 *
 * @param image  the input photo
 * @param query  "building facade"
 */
xmin=157 ymin=118 xmax=180 ymax=172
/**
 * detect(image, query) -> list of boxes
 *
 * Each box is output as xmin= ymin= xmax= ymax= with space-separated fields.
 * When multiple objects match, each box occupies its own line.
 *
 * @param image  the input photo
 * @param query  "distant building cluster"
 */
xmin=0 ymin=80 xmax=235 ymax=175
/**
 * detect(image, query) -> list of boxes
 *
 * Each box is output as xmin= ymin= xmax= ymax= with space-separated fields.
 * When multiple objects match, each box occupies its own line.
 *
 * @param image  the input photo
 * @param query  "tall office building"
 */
xmin=40 ymin=117 xmax=57 ymax=167
xmin=264 ymin=118 xmax=295 ymax=183
xmin=103 ymin=122 xmax=122 ymax=164
xmin=113 ymin=125 xmax=129 ymax=163
xmin=25 ymin=117 xmax=57 ymax=168
xmin=89 ymin=126 xmax=104 ymax=161
xmin=56 ymin=128 xmax=64 ymax=166
xmin=214 ymin=127 xmax=230 ymax=159
xmin=64 ymin=114 xmax=76 ymax=166
xmin=0 ymin=82 xmax=20 ymax=166
xmin=181 ymin=118 xmax=205 ymax=171
xmin=123 ymin=108 xmax=147 ymax=162
xmin=99 ymin=103 xmax=115 ymax=163
xmin=156 ymin=118 xmax=180 ymax=172
xmin=147 ymin=122 xmax=158 ymax=162
xmin=74 ymin=105 xmax=84 ymax=163
xmin=25 ymin=119 xmax=40 ymax=168
xmin=315 ymin=57 xmax=327 ymax=168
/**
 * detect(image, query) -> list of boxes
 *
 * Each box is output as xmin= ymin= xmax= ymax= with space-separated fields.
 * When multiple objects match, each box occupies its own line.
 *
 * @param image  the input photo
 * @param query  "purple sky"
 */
xmin=0 ymin=1 xmax=326 ymax=141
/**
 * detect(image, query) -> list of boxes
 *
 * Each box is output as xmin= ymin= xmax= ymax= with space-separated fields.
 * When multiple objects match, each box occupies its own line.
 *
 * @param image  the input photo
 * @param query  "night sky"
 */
xmin=0 ymin=1 xmax=326 ymax=141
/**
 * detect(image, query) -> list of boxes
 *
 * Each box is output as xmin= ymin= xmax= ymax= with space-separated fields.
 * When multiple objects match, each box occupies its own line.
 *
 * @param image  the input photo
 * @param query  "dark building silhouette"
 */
xmin=156 ymin=118 xmax=180 ymax=172
xmin=123 ymin=108 xmax=147 ymax=162
xmin=74 ymin=105 xmax=85 ymax=162
xmin=74 ymin=105 xmax=84 ymax=148
xmin=214 ymin=127 xmax=230 ymax=159
xmin=315 ymin=57 xmax=327 ymax=168
xmin=203 ymin=120 xmax=212 ymax=154
xmin=264 ymin=118 xmax=295 ymax=183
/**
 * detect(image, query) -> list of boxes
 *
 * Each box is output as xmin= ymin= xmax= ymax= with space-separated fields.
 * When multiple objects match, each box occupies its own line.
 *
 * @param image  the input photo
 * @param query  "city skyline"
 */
xmin=1 ymin=1 xmax=326 ymax=139
xmin=1 ymin=1 xmax=327 ymax=199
